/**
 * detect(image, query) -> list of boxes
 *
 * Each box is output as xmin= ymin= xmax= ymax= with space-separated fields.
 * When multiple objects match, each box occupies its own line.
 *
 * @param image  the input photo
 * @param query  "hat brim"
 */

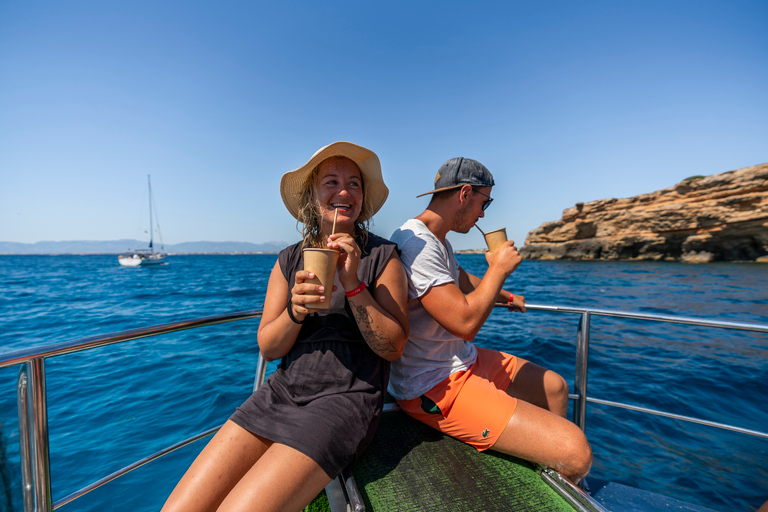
xmin=280 ymin=141 xmax=389 ymax=222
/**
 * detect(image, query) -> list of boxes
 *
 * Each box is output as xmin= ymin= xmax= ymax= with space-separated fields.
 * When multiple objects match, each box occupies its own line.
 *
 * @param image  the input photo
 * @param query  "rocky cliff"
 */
xmin=520 ymin=163 xmax=768 ymax=263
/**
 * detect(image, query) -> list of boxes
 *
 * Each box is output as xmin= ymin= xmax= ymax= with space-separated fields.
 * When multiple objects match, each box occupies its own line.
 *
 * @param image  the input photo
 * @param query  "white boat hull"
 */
xmin=118 ymin=254 xmax=166 ymax=267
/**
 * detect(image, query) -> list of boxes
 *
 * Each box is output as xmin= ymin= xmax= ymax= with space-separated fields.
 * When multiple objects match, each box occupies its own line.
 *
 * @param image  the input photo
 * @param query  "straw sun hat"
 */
xmin=280 ymin=141 xmax=389 ymax=223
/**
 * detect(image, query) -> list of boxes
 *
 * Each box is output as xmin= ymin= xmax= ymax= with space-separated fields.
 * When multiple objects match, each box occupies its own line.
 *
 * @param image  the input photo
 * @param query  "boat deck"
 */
xmin=307 ymin=407 xmax=722 ymax=512
xmin=307 ymin=409 xmax=578 ymax=512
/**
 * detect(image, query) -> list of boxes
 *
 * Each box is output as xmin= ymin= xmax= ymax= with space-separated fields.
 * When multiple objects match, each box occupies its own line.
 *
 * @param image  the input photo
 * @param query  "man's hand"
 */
xmin=485 ymin=240 xmax=522 ymax=276
xmin=508 ymin=293 xmax=526 ymax=313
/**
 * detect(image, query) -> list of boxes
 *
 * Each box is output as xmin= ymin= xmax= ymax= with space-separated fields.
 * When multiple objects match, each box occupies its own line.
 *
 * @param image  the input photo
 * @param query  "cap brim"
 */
xmin=415 ymin=184 xmax=464 ymax=198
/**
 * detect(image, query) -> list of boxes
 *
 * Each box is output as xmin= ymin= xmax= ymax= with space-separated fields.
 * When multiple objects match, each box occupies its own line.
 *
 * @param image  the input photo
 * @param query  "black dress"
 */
xmin=229 ymin=234 xmax=398 ymax=479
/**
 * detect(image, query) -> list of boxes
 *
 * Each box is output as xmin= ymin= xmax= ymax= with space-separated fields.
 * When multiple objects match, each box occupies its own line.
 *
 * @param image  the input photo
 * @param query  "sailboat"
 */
xmin=118 ymin=175 xmax=167 ymax=267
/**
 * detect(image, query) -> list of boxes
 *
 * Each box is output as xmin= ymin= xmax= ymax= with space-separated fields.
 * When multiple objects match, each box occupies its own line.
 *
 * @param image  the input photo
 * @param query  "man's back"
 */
xmin=388 ymin=218 xmax=477 ymax=401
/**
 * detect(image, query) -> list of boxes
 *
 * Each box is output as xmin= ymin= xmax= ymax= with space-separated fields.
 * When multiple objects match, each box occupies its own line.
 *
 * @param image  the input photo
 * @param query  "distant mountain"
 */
xmin=167 ymin=241 xmax=288 ymax=254
xmin=0 ymin=240 xmax=289 ymax=254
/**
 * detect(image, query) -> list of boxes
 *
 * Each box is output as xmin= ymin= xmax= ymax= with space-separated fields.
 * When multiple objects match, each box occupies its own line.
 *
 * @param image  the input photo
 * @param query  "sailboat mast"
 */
xmin=148 ymin=175 xmax=154 ymax=252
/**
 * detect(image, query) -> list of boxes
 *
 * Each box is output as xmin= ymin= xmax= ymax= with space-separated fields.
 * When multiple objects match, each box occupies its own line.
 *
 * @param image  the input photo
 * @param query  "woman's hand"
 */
xmin=327 ymin=233 xmax=361 ymax=292
xmin=291 ymin=269 xmax=326 ymax=315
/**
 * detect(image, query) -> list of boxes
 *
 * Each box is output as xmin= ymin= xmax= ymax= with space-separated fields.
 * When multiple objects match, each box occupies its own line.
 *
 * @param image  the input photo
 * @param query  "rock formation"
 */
xmin=520 ymin=163 xmax=768 ymax=262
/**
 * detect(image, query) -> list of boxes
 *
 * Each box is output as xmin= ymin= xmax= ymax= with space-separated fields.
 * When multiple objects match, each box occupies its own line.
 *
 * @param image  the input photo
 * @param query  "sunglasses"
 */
xmin=472 ymin=188 xmax=494 ymax=211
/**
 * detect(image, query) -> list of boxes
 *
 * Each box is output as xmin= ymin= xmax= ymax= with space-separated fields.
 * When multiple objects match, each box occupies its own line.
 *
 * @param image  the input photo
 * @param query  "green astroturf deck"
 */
xmin=304 ymin=490 xmax=329 ymax=512
xmin=306 ymin=410 xmax=576 ymax=512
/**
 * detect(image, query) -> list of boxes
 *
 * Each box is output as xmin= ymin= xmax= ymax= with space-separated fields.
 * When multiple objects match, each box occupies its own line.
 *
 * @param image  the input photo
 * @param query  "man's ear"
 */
xmin=458 ymin=184 xmax=473 ymax=205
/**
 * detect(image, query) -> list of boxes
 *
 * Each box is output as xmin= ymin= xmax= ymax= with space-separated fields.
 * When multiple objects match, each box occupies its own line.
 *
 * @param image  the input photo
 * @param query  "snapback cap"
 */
xmin=416 ymin=157 xmax=495 ymax=198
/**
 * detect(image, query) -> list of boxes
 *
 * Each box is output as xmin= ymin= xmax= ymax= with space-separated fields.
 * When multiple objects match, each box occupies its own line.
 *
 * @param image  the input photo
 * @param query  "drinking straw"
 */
xmin=474 ymin=224 xmax=485 ymax=235
xmin=332 ymin=208 xmax=338 ymax=235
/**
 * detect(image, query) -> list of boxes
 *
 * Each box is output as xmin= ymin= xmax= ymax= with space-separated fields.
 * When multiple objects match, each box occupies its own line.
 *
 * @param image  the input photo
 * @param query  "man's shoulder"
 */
xmin=393 ymin=230 xmax=452 ymax=276
xmin=391 ymin=219 xmax=432 ymax=246
xmin=392 ymin=228 xmax=435 ymax=259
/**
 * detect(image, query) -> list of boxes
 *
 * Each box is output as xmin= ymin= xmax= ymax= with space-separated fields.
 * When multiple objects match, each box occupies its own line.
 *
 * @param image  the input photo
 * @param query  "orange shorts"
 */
xmin=397 ymin=347 xmax=518 ymax=451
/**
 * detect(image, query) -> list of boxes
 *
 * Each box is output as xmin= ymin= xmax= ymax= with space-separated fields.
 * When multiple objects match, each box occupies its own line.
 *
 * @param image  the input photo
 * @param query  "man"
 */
xmin=389 ymin=157 xmax=592 ymax=482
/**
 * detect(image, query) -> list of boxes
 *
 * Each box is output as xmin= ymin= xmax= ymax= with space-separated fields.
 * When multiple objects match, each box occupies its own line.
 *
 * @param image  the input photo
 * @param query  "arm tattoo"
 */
xmin=352 ymin=303 xmax=397 ymax=356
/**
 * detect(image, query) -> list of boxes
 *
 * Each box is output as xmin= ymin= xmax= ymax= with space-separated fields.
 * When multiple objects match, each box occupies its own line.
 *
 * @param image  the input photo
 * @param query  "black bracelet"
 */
xmin=287 ymin=299 xmax=305 ymax=325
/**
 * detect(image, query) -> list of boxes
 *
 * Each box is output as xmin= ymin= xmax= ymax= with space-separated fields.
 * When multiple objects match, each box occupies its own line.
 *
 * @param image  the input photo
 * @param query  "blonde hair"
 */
xmin=296 ymin=158 xmax=371 ymax=250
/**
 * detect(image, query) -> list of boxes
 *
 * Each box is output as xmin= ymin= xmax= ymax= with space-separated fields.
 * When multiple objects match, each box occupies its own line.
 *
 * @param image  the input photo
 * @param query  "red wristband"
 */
xmin=345 ymin=282 xmax=367 ymax=298
xmin=508 ymin=292 xmax=515 ymax=303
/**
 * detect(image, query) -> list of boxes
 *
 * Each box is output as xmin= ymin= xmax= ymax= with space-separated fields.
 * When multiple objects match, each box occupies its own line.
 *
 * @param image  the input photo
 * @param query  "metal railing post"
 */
xmin=253 ymin=354 xmax=267 ymax=392
xmin=574 ymin=312 xmax=591 ymax=431
xmin=27 ymin=358 xmax=52 ymax=512
xmin=17 ymin=366 xmax=34 ymax=512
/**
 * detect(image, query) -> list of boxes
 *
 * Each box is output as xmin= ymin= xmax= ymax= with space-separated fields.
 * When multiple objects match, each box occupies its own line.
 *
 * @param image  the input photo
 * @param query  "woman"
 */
xmin=161 ymin=141 xmax=409 ymax=512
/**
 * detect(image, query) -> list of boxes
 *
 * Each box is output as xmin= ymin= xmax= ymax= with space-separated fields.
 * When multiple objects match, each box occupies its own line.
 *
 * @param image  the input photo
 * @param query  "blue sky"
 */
xmin=1 ymin=1 xmax=766 ymax=251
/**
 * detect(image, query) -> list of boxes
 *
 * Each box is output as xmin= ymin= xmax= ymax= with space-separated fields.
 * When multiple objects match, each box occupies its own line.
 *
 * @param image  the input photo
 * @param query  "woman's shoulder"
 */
xmin=278 ymin=241 xmax=303 ymax=260
xmin=279 ymin=240 xmax=303 ymax=255
xmin=278 ymin=241 xmax=304 ymax=279
xmin=360 ymin=233 xmax=399 ymax=282
xmin=366 ymin=232 xmax=397 ymax=247
xmin=364 ymin=233 xmax=399 ymax=255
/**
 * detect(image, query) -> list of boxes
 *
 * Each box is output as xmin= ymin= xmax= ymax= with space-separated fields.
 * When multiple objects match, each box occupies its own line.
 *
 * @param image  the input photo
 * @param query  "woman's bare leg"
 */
xmin=162 ymin=420 xmax=331 ymax=512
xmin=218 ymin=443 xmax=332 ymax=512
xmin=161 ymin=420 xmax=271 ymax=512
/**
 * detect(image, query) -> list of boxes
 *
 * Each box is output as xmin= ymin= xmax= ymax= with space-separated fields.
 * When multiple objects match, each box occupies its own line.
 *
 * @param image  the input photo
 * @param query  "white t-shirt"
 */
xmin=388 ymin=219 xmax=478 ymax=400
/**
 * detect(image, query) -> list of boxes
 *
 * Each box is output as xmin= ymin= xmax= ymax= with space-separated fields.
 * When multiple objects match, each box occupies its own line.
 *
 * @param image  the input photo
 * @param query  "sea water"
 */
xmin=0 ymin=254 xmax=766 ymax=512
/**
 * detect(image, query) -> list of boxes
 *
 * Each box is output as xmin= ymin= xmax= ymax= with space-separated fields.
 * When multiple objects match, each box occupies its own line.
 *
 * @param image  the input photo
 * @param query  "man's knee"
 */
xmin=543 ymin=371 xmax=569 ymax=413
xmin=563 ymin=434 xmax=593 ymax=481
xmin=546 ymin=371 xmax=568 ymax=396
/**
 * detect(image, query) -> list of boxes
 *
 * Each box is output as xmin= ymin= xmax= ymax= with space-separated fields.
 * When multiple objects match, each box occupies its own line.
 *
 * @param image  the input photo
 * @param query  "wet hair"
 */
xmin=296 ymin=157 xmax=370 ymax=250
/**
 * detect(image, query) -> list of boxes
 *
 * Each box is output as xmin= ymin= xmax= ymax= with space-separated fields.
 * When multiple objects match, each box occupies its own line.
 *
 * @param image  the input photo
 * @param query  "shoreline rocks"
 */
xmin=520 ymin=163 xmax=768 ymax=262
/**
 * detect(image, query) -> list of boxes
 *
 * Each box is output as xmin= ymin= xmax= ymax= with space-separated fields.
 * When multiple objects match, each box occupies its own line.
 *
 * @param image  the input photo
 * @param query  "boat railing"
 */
xmin=1 ymin=305 xmax=767 ymax=511
xmin=515 ymin=303 xmax=768 ymax=439
xmin=1 ymin=310 xmax=264 ymax=512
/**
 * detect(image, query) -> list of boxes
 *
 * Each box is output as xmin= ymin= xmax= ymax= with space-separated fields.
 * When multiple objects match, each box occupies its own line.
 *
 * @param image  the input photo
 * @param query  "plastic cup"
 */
xmin=302 ymin=248 xmax=339 ymax=309
xmin=484 ymin=228 xmax=508 ymax=252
